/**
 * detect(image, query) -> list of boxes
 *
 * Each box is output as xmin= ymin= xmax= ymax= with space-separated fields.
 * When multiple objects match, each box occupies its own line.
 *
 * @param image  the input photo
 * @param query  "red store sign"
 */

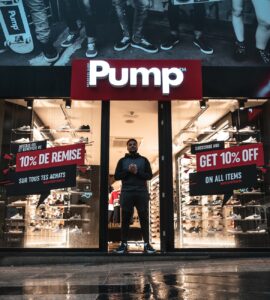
xmin=196 ymin=143 xmax=264 ymax=172
xmin=71 ymin=59 xmax=202 ymax=100
xmin=16 ymin=143 xmax=85 ymax=172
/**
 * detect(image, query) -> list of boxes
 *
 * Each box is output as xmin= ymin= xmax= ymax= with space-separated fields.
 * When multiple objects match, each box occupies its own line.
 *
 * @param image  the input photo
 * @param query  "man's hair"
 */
xmin=126 ymin=138 xmax=138 ymax=145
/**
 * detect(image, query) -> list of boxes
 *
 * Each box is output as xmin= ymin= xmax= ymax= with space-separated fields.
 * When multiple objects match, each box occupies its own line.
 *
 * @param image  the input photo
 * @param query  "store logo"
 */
xmin=87 ymin=60 xmax=184 ymax=95
xmin=9 ymin=10 xmax=19 ymax=31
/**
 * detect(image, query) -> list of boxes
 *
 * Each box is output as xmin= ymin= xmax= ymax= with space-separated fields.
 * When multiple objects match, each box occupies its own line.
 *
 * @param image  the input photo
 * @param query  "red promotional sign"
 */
xmin=71 ymin=59 xmax=202 ymax=100
xmin=196 ymin=143 xmax=264 ymax=172
xmin=16 ymin=144 xmax=85 ymax=172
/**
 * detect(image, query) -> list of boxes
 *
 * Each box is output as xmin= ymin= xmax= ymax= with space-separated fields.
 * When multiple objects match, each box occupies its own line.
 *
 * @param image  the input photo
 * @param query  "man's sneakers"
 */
xmin=193 ymin=36 xmax=213 ymax=55
xmin=114 ymin=36 xmax=131 ymax=51
xmin=114 ymin=36 xmax=158 ymax=53
xmin=115 ymin=242 xmax=128 ymax=254
xmin=41 ymin=41 xmax=59 ymax=63
xmin=114 ymin=242 xmax=156 ymax=254
xmin=86 ymin=42 xmax=98 ymax=58
xmin=131 ymin=38 xmax=158 ymax=53
xmin=144 ymin=243 xmax=156 ymax=254
xmin=160 ymin=34 xmax=180 ymax=50
xmin=61 ymin=32 xmax=79 ymax=48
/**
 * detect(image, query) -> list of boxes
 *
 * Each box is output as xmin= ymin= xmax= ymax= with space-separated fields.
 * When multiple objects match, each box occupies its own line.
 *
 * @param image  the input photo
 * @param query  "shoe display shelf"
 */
xmin=11 ymin=124 xmax=93 ymax=147
xmin=177 ymin=153 xmax=235 ymax=247
xmin=149 ymin=174 xmax=160 ymax=245
xmin=4 ymin=201 xmax=26 ymax=247
xmin=24 ymin=191 xmax=92 ymax=248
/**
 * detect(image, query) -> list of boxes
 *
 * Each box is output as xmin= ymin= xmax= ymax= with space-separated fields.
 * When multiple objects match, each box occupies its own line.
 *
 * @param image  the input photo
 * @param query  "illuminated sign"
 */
xmin=71 ymin=59 xmax=202 ymax=100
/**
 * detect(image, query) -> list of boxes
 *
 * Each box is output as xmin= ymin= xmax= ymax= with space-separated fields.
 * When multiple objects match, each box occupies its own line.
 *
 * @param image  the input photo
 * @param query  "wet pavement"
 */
xmin=0 ymin=258 xmax=270 ymax=299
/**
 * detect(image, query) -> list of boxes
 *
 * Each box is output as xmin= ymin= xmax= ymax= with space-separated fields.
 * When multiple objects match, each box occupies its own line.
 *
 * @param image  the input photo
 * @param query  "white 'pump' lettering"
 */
xmin=88 ymin=60 xmax=184 ymax=95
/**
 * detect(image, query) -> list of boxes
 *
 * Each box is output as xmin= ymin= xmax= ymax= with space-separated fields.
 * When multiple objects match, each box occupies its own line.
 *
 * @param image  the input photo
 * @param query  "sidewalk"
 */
xmin=0 ymin=257 xmax=270 ymax=299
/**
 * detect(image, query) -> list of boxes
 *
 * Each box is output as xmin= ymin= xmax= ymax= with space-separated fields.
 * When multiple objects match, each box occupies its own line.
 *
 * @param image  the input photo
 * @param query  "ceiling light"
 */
xmin=238 ymin=99 xmax=246 ymax=110
xmin=25 ymin=99 xmax=33 ymax=110
xmin=65 ymin=99 xmax=72 ymax=109
xmin=199 ymin=99 xmax=207 ymax=109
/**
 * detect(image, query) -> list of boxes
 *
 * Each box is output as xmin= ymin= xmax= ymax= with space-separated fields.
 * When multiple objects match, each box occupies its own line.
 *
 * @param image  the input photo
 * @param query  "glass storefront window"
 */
xmin=0 ymin=99 xmax=101 ymax=248
xmin=172 ymin=99 xmax=269 ymax=248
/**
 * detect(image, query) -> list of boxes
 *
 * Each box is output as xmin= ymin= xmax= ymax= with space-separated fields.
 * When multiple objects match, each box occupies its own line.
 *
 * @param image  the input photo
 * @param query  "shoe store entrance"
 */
xmin=108 ymin=101 xmax=160 ymax=253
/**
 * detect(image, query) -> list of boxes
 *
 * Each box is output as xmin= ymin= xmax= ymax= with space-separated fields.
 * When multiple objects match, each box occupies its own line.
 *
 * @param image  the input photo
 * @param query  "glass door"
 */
xmin=108 ymin=101 xmax=159 ymax=252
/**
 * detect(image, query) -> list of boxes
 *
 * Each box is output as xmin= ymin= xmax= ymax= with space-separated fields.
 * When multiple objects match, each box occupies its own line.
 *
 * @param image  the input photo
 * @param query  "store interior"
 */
xmin=0 ymin=99 xmax=270 ymax=250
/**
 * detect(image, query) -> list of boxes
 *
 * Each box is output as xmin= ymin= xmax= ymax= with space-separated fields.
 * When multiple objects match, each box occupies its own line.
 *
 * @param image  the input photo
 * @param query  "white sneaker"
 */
xmin=242 ymin=136 xmax=257 ymax=143
xmin=11 ymin=213 xmax=23 ymax=219
xmin=226 ymin=213 xmax=241 ymax=220
xmin=227 ymin=226 xmax=243 ymax=233
xmin=69 ymin=214 xmax=81 ymax=220
xmin=54 ymin=137 xmax=70 ymax=144
xmin=58 ymin=124 xmax=72 ymax=131
xmin=183 ymin=138 xmax=198 ymax=144
xmin=245 ymin=214 xmax=261 ymax=220
xmin=239 ymin=126 xmax=255 ymax=133
xmin=13 ymin=138 xmax=30 ymax=143
xmin=16 ymin=125 xmax=31 ymax=131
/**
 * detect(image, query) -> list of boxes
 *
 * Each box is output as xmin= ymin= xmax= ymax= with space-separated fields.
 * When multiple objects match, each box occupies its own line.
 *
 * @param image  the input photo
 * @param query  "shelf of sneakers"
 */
xmin=178 ymin=151 xmax=234 ymax=240
xmin=11 ymin=125 xmax=94 ymax=147
xmin=12 ymin=124 xmax=91 ymax=134
xmin=149 ymin=175 xmax=160 ymax=243
xmin=221 ymin=125 xmax=261 ymax=145
xmin=25 ymin=193 xmax=91 ymax=238
xmin=4 ymin=202 xmax=26 ymax=243
xmin=224 ymin=187 xmax=268 ymax=235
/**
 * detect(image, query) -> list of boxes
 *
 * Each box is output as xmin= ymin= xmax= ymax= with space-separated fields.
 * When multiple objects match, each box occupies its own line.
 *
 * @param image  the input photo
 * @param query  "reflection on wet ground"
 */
xmin=1 ymin=258 xmax=270 ymax=299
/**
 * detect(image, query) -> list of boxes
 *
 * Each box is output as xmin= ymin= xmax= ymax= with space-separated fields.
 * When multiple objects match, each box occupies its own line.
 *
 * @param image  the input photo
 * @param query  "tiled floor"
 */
xmin=1 ymin=258 xmax=270 ymax=299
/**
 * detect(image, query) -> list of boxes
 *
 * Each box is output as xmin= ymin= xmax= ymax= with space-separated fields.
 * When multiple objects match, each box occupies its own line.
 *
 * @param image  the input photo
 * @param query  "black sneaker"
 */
xmin=131 ymin=38 xmax=158 ymax=53
xmin=41 ymin=42 xmax=59 ymax=63
xmin=115 ymin=242 xmax=128 ymax=253
xmin=234 ymin=40 xmax=246 ymax=61
xmin=144 ymin=243 xmax=156 ymax=254
xmin=256 ymin=48 xmax=270 ymax=64
xmin=114 ymin=36 xmax=131 ymax=51
xmin=193 ymin=37 xmax=213 ymax=55
xmin=160 ymin=35 xmax=180 ymax=50
xmin=61 ymin=32 xmax=79 ymax=48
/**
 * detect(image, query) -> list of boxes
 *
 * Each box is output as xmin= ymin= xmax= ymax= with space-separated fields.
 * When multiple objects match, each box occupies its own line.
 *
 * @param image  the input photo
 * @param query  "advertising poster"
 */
xmin=189 ymin=164 xmax=258 ymax=196
xmin=6 ymin=165 xmax=77 ymax=196
xmin=189 ymin=143 xmax=264 ymax=196
xmin=0 ymin=0 xmax=269 ymax=67
xmin=3 ymin=143 xmax=85 ymax=196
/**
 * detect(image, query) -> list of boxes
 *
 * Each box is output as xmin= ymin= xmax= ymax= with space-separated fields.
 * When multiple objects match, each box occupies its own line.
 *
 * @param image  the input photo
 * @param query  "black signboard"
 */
xmin=6 ymin=164 xmax=76 ymax=196
xmin=10 ymin=140 xmax=47 ymax=154
xmin=191 ymin=141 xmax=224 ymax=154
xmin=189 ymin=165 xmax=257 ymax=196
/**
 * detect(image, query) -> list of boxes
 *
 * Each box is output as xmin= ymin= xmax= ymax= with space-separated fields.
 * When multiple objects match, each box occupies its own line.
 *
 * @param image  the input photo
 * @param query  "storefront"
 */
xmin=0 ymin=0 xmax=270 ymax=254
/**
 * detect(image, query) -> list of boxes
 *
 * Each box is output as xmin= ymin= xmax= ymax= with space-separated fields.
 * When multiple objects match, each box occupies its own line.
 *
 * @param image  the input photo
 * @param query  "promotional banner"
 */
xmin=191 ymin=141 xmax=224 ymax=155
xmin=10 ymin=140 xmax=47 ymax=154
xmin=71 ymin=59 xmax=202 ymax=100
xmin=189 ymin=165 xmax=257 ymax=196
xmin=196 ymin=143 xmax=264 ymax=172
xmin=5 ymin=165 xmax=77 ymax=196
xmin=16 ymin=143 xmax=85 ymax=172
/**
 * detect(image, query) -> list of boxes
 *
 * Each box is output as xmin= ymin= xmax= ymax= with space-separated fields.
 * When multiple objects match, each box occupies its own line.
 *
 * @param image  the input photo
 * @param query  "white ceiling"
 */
xmin=5 ymin=99 xmax=267 ymax=175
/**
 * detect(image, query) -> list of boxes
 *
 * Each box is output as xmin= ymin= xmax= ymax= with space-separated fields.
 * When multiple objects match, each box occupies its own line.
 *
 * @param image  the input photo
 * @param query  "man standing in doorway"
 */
xmin=114 ymin=138 xmax=156 ymax=254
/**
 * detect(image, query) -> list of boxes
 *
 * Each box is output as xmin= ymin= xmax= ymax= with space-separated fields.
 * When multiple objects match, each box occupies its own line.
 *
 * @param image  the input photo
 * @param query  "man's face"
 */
xmin=127 ymin=140 xmax=138 ymax=153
